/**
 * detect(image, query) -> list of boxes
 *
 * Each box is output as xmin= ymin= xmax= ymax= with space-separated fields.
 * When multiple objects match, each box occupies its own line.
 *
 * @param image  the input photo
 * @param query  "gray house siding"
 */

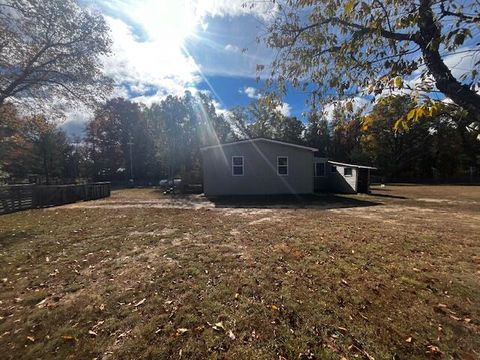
xmin=201 ymin=140 xmax=314 ymax=196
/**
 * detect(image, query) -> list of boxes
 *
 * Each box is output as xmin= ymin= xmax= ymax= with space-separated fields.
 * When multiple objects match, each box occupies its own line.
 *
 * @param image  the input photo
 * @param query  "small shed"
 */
xmin=313 ymin=159 xmax=376 ymax=194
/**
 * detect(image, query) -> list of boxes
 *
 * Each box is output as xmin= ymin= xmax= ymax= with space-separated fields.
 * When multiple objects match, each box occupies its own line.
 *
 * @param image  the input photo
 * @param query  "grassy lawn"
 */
xmin=0 ymin=185 xmax=479 ymax=359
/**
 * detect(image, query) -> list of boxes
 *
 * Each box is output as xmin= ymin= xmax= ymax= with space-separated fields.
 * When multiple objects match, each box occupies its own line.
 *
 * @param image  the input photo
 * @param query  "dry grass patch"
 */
xmin=0 ymin=185 xmax=479 ymax=359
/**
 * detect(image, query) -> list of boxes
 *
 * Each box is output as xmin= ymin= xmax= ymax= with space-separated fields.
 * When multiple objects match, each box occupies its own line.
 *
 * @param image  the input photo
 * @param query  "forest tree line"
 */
xmin=1 ymin=92 xmax=478 ymax=185
xmin=1 ymin=0 xmax=479 ymax=186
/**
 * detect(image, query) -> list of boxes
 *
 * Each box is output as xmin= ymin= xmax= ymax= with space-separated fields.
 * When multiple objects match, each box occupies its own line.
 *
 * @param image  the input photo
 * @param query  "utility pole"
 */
xmin=127 ymin=138 xmax=134 ymax=186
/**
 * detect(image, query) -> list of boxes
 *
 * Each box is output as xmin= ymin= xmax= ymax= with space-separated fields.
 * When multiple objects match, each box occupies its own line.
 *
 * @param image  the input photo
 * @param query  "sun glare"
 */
xmin=132 ymin=0 xmax=199 ymax=49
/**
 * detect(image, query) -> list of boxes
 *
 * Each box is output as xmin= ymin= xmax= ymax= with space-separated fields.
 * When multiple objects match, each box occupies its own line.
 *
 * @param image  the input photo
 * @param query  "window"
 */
xmin=277 ymin=156 xmax=288 ymax=176
xmin=344 ymin=167 xmax=353 ymax=176
xmin=232 ymin=156 xmax=244 ymax=176
xmin=331 ymin=165 xmax=337 ymax=173
xmin=315 ymin=162 xmax=325 ymax=177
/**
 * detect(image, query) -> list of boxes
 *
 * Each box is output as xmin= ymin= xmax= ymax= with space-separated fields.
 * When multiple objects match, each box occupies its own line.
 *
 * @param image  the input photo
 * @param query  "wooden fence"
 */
xmin=0 ymin=182 xmax=111 ymax=215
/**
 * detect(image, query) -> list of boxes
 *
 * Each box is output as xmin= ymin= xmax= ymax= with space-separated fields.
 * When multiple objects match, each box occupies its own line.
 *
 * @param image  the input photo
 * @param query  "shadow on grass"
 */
xmin=369 ymin=192 xmax=408 ymax=200
xmin=208 ymin=193 xmax=380 ymax=210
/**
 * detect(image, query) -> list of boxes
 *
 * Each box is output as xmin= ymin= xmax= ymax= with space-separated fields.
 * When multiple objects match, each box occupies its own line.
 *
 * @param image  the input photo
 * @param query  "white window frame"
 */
xmin=344 ymin=167 xmax=353 ymax=177
xmin=232 ymin=156 xmax=244 ymax=176
xmin=314 ymin=162 xmax=326 ymax=177
xmin=277 ymin=156 xmax=289 ymax=176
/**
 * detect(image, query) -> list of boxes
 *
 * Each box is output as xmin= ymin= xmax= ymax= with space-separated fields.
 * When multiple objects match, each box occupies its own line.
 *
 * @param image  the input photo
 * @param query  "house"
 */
xmin=200 ymin=138 xmax=375 ymax=196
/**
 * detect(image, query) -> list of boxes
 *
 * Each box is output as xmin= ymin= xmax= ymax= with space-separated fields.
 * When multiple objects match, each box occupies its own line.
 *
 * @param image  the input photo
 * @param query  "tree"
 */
xmin=144 ymin=91 xmax=233 ymax=183
xmin=330 ymin=106 xmax=365 ymax=163
xmin=361 ymin=95 xmax=435 ymax=178
xmin=0 ymin=105 xmax=73 ymax=183
xmin=27 ymin=117 xmax=72 ymax=184
xmin=0 ymin=0 xmax=111 ymax=109
xmin=305 ymin=111 xmax=331 ymax=155
xmin=262 ymin=0 xmax=480 ymax=120
xmin=85 ymin=98 xmax=154 ymax=182
xmin=229 ymin=98 xmax=304 ymax=142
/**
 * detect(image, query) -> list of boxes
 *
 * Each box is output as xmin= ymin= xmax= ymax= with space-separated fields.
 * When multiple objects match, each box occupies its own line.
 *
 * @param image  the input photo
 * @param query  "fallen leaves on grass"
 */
xmin=176 ymin=328 xmax=189 ymax=336
xmin=133 ymin=298 xmax=146 ymax=307
xmin=26 ymin=336 xmax=35 ymax=342
xmin=426 ymin=344 xmax=442 ymax=355
xmin=211 ymin=322 xmax=225 ymax=332
xmin=36 ymin=298 xmax=48 ymax=307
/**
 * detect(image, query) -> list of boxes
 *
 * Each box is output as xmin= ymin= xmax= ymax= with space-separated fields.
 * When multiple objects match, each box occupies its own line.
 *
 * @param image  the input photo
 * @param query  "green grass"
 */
xmin=0 ymin=185 xmax=479 ymax=359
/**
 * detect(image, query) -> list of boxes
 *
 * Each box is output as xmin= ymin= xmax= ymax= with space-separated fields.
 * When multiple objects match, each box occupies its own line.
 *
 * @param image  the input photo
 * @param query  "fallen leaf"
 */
xmin=406 ymin=337 xmax=412 ymax=343
xmin=36 ymin=298 xmax=48 ymax=307
xmin=228 ymin=330 xmax=236 ymax=340
xmin=134 ymin=298 xmax=146 ymax=307
xmin=62 ymin=335 xmax=75 ymax=341
xmin=99 ymin=303 xmax=105 ymax=311
xmin=427 ymin=345 xmax=441 ymax=354
xmin=271 ymin=305 xmax=279 ymax=311
xmin=212 ymin=322 xmax=225 ymax=331
xmin=88 ymin=330 xmax=97 ymax=337
xmin=341 ymin=279 xmax=349 ymax=286
xmin=26 ymin=336 xmax=35 ymax=342
xmin=194 ymin=325 xmax=205 ymax=332
xmin=176 ymin=328 xmax=188 ymax=336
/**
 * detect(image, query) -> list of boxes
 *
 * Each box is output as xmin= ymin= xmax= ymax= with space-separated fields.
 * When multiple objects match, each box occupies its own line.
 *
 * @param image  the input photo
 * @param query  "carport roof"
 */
xmin=201 ymin=137 xmax=318 ymax=152
xmin=327 ymin=160 xmax=377 ymax=170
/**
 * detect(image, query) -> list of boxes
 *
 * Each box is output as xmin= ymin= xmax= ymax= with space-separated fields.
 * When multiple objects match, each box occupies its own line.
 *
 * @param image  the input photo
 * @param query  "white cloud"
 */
xmin=224 ymin=44 xmax=241 ymax=53
xmin=102 ymin=16 xmax=200 ymax=100
xmin=277 ymin=102 xmax=292 ymax=117
xmin=240 ymin=86 xmax=291 ymax=116
xmin=193 ymin=0 xmax=276 ymax=21
xmin=242 ymin=86 xmax=261 ymax=99
xmin=65 ymin=0 xmax=276 ymax=131
xmin=323 ymin=97 xmax=372 ymax=122
xmin=61 ymin=105 xmax=94 ymax=137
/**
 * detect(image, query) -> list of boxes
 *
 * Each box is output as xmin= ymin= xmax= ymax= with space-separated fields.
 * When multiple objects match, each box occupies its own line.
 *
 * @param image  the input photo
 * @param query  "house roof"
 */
xmin=200 ymin=137 xmax=318 ymax=152
xmin=327 ymin=160 xmax=377 ymax=170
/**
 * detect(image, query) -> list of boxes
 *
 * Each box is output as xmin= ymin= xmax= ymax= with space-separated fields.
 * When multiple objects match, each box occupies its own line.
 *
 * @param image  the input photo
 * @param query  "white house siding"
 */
xmin=201 ymin=140 xmax=314 ymax=196
xmin=327 ymin=164 xmax=358 ymax=193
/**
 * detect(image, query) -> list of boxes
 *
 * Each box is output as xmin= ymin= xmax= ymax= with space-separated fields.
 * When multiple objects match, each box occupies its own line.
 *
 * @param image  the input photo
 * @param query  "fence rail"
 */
xmin=0 ymin=182 xmax=111 ymax=215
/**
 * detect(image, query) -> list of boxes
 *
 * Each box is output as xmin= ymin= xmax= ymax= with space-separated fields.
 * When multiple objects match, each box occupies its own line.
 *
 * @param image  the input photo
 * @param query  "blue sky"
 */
xmin=64 ymin=0 xmax=479 ymax=135
xmin=64 ymin=0 xmax=311 ymax=135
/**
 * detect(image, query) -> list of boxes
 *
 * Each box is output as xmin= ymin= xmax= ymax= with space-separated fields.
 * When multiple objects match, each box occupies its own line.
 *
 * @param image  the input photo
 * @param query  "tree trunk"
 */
xmin=42 ymin=146 xmax=50 ymax=185
xmin=417 ymin=0 xmax=480 ymax=120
